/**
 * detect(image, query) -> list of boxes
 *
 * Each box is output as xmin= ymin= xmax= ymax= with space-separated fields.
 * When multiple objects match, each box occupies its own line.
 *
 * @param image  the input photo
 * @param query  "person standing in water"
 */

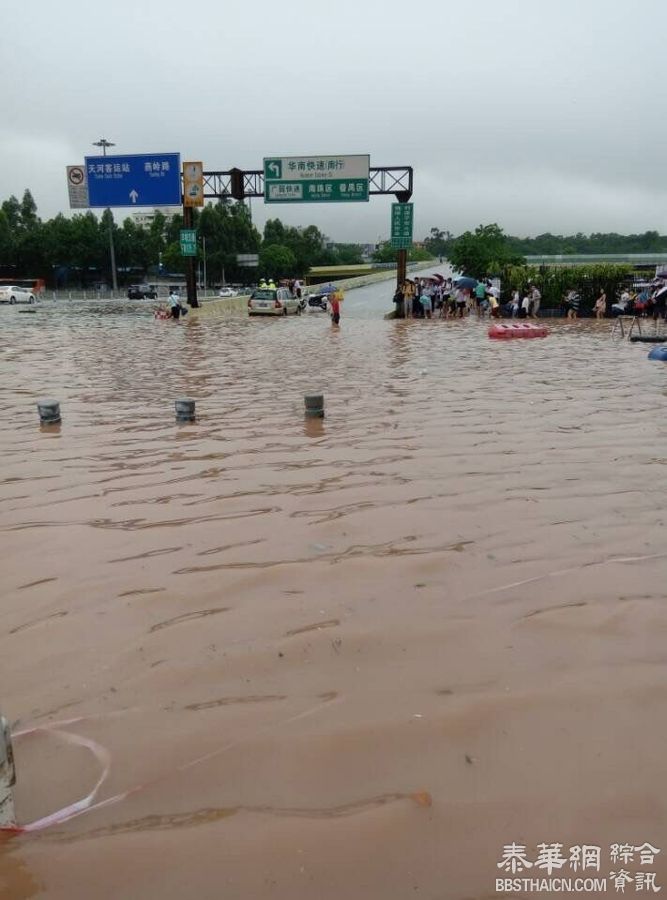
xmin=329 ymin=291 xmax=341 ymax=325
xmin=169 ymin=290 xmax=182 ymax=320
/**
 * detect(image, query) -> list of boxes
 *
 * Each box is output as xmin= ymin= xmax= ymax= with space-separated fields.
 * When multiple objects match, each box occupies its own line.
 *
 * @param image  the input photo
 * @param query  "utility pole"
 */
xmin=183 ymin=204 xmax=198 ymax=307
xmin=93 ymin=138 xmax=118 ymax=294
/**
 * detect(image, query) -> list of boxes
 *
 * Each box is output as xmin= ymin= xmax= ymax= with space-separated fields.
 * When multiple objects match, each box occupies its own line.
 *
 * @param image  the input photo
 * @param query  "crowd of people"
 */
xmin=394 ymin=276 xmax=537 ymax=319
xmin=561 ymin=277 xmax=667 ymax=320
xmin=394 ymin=272 xmax=667 ymax=322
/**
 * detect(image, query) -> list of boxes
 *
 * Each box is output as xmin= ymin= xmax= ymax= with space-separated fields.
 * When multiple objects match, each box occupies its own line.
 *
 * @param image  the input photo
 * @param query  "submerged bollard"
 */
xmin=0 ymin=715 xmax=16 ymax=828
xmin=175 ymin=397 xmax=196 ymax=422
xmin=37 ymin=399 xmax=61 ymax=424
xmin=304 ymin=393 xmax=324 ymax=418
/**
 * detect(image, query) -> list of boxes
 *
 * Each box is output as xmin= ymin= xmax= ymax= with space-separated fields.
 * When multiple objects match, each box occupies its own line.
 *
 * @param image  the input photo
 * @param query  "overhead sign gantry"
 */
xmin=201 ymin=164 xmax=412 ymax=205
xmin=192 ymin=161 xmax=413 ymax=307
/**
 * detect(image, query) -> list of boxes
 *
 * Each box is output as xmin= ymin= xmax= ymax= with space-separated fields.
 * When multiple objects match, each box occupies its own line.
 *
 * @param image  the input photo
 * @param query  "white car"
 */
xmin=0 ymin=285 xmax=36 ymax=305
xmin=248 ymin=287 xmax=301 ymax=316
xmin=218 ymin=287 xmax=238 ymax=298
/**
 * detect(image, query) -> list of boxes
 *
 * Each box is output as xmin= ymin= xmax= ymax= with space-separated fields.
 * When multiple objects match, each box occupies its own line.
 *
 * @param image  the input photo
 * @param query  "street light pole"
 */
xmin=93 ymin=138 xmax=118 ymax=294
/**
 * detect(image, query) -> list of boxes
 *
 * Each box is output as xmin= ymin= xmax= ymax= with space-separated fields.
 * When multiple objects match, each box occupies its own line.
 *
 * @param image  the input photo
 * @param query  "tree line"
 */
xmin=424 ymin=226 xmax=667 ymax=260
xmin=0 ymin=190 xmax=374 ymax=288
xmin=4 ymin=189 xmax=661 ymax=289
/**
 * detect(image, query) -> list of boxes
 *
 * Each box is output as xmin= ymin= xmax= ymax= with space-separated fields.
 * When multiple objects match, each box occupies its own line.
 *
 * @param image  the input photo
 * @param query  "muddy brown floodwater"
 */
xmin=1 ymin=284 xmax=666 ymax=899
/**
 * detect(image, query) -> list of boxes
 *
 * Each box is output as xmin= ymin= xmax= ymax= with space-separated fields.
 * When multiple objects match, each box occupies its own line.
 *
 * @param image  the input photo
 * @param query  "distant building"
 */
xmin=131 ymin=208 xmax=180 ymax=228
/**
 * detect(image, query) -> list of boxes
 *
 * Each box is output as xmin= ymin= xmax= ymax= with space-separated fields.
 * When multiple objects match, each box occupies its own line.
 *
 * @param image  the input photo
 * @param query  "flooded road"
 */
xmin=1 ymin=279 xmax=666 ymax=898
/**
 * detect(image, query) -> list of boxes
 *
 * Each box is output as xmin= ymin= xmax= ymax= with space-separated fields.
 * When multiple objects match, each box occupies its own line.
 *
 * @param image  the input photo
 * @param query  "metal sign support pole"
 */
xmin=397 ymin=248 xmax=407 ymax=292
xmin=108 ymin=217 xmax=118 ymax=293
xmin=183 ymin=205 xmax=199 ymax=307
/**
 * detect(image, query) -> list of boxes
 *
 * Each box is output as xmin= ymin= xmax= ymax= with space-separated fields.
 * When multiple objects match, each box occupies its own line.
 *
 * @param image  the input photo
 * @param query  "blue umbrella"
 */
xmin=454 ymin=276 xmax=478 ymax=290
xmin=318 ymin=283 xmax=338 ymax=294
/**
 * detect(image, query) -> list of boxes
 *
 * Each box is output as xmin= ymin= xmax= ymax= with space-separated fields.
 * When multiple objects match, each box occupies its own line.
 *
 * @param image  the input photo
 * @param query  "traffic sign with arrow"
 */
xmin=84 ymin=153 xmax=181 ymax=207
xmin=263 ymin=154 xmax=369 ymax=204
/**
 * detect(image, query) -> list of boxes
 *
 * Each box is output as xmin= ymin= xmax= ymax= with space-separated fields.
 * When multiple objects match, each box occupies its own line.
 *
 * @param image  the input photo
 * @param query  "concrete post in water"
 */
xmin=37 ymin=399 xmax=61 ymax=424
xmin=0 ymin=715 xmax=16 ymax=828
xmin=175 ymin=398 xmax=196 ymax=422
xmin=304 ymin=393 xmax=324 ymax=418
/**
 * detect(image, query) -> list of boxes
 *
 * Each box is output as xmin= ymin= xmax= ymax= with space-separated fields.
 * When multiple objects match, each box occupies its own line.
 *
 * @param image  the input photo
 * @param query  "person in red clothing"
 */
xmin=329 ymin=292 xmax=341 ymax=325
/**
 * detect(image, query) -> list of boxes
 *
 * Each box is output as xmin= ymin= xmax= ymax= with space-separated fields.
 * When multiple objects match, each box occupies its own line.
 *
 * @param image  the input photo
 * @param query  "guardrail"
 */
xmin=41 ymin=289 xmax=223 ymax=302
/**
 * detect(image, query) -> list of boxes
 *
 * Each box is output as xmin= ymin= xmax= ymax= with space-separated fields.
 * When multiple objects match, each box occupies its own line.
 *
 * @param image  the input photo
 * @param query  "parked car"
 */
xmin=0 ymin=285 xmax=35 ymax=305
xmin=219 ymin=287 xmax=239 ymax=298
xmin=248 ymin=287 xmax=301 ymax=316
xmin=127 ymin=284 xmax=157 ymax=299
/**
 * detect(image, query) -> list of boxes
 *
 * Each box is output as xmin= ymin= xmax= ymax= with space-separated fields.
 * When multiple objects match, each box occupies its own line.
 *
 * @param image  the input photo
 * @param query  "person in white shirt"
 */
xmin=520 ymin=293 xmax=531 ymax=318
xmin=529 ymin=284 xmax=541 ymax=317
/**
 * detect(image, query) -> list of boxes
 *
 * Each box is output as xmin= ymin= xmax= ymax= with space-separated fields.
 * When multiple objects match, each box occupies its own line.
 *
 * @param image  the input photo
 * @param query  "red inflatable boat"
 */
xmin=489 ymin=323 xmax=549 ymax=339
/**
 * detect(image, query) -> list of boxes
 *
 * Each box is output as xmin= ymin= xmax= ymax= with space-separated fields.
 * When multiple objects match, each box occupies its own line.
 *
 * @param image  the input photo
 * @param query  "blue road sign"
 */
xmin=84 ymin=153 xmax=181 ymax=207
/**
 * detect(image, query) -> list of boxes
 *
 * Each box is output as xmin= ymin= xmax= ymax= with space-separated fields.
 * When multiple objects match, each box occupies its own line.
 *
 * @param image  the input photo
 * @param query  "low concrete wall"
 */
xmin=305 ymin=260 xmax=439 ymax=294
xmin=187 ymin=296 xmax=249 ymax=317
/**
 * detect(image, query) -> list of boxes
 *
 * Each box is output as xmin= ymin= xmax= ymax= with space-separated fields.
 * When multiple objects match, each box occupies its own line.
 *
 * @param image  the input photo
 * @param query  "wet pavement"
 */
xmin=1 ymin=278 xmax=666 ymax=898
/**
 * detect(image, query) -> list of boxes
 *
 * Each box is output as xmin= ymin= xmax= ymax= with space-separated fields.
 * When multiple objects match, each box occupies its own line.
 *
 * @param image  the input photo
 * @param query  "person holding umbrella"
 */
xmin=453 ymin=276 xmax=477 ymax=318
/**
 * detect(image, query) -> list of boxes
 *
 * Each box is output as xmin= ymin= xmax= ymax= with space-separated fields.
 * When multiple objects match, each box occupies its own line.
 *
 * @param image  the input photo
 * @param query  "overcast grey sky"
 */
xmin=2 ymin=0 xmax=666 ymax=242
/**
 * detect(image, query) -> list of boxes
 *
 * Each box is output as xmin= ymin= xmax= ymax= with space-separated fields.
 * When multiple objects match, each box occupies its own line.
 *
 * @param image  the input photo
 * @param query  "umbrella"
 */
xmin=454 ymin=276 xmax=478 ymax=290
xmin=430 ymin=273 xmax=445 ymax=283
xmin=318 ymin=283 xmax=338 ymax=294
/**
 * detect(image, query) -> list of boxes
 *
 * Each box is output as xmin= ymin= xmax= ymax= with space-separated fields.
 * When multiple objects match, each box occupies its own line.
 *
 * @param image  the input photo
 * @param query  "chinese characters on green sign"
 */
xmin=180 ymin=229 xmax=197 ymax=257
xmin=391 ymin=203 xmax=414 ymax=249
xmin=264 ymin=155 xmax=370 ymax=203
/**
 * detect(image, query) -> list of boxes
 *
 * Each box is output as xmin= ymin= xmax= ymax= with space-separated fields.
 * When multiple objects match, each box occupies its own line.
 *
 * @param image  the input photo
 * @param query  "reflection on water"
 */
xmin=1 ymin=284 xmax=667 ymax=899
xmin=0 ymin=836 xmax=40 ymax=899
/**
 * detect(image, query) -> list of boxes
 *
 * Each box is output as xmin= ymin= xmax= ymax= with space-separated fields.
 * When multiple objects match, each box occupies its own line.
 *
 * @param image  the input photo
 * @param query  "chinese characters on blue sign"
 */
xmin=84 ymin=153 xmax=181 ymax=208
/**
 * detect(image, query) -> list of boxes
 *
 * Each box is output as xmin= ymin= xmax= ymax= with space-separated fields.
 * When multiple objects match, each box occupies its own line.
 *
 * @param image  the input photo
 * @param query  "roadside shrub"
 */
xmin=498 ymin=263 xmax=633 ymax=314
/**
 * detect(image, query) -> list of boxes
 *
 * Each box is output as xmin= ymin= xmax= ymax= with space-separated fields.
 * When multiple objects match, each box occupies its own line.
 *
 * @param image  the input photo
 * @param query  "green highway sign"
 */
xmin=391 ymin=202 xmax=414 ymax=249
xmin=180 ymin=228 xmax=197 ymax=256
xmin=263 ymin=154 xmax=370 ymax=203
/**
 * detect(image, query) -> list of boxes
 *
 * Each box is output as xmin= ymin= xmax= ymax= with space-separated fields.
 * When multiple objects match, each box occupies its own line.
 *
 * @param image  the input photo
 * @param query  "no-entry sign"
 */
xmin=66 ymin=165 xmax=89 ymax=209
